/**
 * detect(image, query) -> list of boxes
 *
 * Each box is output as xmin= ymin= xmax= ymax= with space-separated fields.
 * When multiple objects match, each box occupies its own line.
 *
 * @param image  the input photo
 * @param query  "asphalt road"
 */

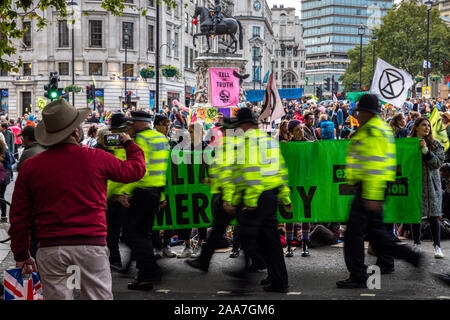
xmin=109 ymin=241 xmax=450 ymax=300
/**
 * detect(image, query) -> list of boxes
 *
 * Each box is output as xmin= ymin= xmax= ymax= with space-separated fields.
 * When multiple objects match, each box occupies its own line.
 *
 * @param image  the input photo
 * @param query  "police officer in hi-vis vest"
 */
xmin=121 ymin=111 xmax=170 ymax=291
xmin=228 ymin=107 xmax=292 ymax=293
xmin=337 ymin=94 xmax=423 ymax=289
xmin=185 ymin=117 xmax=238 ymax=271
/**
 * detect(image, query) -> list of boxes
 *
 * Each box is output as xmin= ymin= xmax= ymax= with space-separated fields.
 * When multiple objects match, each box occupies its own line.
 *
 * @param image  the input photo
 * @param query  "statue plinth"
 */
xmin=193 ymin=53 xmax=247 ymax=108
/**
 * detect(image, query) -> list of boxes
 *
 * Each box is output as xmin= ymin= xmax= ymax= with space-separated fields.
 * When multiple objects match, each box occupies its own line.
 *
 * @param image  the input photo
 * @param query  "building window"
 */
xmin=58 ymin=20 xmax=69 ymax=48
xmin=148 ymin=25 xmax=154 ymax=51
xmin=294 ymin=61 xmax=298 ymax=68
xmin=166 ymin=29 xmax=171 ymax=56
xmin=0 ymin=69 xmax=7 ymax=76
xmin=174 ymin=32 xmax=179 ymax=57
xmin=148 ymin=0 xmax=154 ymax=6
xmin=281 ymin=61 xmax=284 ymax=68
xmin=23 ymin=22 xmax=32 ymax=48
xmin=124 ymin=0 xmax=134 ymax=3
xmin=89 ymin=63 xmax=103 ymax=75
xmin=123 ymin=22 xmax=134 ymax=49
xmin=89 ymin=20 xmax=103 ymax=48
xmin=184 ymin=46 xmax=189 ymax=68
xmin=252 ymin=46 xmax=260 ymax=62
xmin=190 ymin=16 xmax=194 ymax=35
xmin=59 ymin=62 xmax=69 ymax=75
xmin=288 ymin=61 xmax=291 ymax=68
xmin=185 ymin=13 xmax=189 ymax=33
xmin=23 ymin=63 xmax=32 ymax=76
xmin=252 ymin=26 xmax=260 ymax=37
xmin=190 ymin=48 xmax=193 ymax=69
xmin=123 ymin=64 xmax=133 ymax=77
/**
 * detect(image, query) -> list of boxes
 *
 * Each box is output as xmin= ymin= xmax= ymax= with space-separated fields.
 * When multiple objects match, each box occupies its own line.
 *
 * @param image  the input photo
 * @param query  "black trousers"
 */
xmin=0 ymin=183 xmax=7 ymax=217
xmin=237 ymin=189 xmax=288 ymax=289
xmin=106 ymin=199 xmax=127 ymax=263
xmin=122 ymin=187 xmax=161 ymax=280
xmin=344 ymin=189 xmax=420 ymax=282
xmin=199 ymin=194 xmax=234 ymax=266
xmin=411 ymin=217 xmax=441 ymax=247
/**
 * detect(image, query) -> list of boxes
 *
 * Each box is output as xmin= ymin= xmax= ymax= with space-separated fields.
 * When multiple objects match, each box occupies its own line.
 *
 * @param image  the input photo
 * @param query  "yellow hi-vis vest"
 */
xmin=107 ymin=146 xmax=127 ymax=198
xmin=346 ymin=115 xmax=397 ymax=201
xmin=232 ymin=128 xmax=291 ymax=208
xmin=209 ymin=135 xmax=238 ymax=203
xmin=123 ymin=129 xmax=169 ymax=201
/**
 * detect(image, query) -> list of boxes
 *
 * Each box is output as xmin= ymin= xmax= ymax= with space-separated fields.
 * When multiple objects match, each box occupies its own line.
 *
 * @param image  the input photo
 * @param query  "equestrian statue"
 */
xmin=193 ymin=1 xmax=243 ymax=54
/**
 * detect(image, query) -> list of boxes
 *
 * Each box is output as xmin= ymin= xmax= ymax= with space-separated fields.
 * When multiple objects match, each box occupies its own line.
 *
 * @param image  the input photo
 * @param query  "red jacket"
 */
xmin=9 ymin=125 xmax=22 ymax=145
xmin=8 ymin=141 xmax=146 ymax=261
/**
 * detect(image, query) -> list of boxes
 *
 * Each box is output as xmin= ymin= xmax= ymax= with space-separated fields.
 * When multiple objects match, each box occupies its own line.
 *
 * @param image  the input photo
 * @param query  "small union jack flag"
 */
xmin=3 ymin=268 xmax=43 ymax=300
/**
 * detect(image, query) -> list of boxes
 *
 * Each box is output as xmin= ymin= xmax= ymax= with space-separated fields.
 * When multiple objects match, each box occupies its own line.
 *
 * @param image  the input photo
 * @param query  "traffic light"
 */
xmin=352 ymin=82 xmax=358 ymax=92
xmin=324 ymin=78 xmax=331 ymax=92
xmin=362 ymin=85 xmax=367 ymax=91
xmin=44 ymin=72 xmax=59 ymax=100
xmin=333 ymin=81 xmax=339 ymax=94
xmin=316 ymin=86 xmax=322 ymax=99
xmin=86 ymin=85 xmax=94 ymax=100
xmin=125 ymin=91 xmax=132 ymax=104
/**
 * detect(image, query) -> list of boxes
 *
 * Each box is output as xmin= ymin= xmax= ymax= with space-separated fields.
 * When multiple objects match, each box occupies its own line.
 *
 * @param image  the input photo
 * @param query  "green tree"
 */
xmin=0 ymin=0 xmax=178 ymax=73
xmin=341 ymin=0 xmax=450 ymax=92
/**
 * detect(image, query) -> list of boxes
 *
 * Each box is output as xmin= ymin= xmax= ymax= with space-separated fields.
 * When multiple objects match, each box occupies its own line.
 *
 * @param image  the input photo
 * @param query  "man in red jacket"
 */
xmin=8 ymin=99 xmax=146 ymax=300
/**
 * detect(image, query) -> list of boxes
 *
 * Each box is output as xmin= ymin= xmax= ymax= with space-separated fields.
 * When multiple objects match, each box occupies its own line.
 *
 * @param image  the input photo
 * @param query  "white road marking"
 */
xmin=360 ymin=293 xmax=376 ymax=297
xmin=217 ymin=291 xmax=231 ymax=294
xmin=156 ymin=289 xmax=171 ymax=294
xmin=287 ymin=292 xmax=302 ymax=295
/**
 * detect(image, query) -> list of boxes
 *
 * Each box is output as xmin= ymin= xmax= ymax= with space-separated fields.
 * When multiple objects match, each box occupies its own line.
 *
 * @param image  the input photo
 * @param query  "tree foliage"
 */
xmin=341 ymin=0 xmax=450 ymax=92
xmin=0 ymin=0 xmax=179 ymax=73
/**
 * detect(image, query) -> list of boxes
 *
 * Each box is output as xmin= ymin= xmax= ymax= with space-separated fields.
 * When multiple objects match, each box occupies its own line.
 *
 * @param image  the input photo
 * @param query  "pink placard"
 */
xmin=210 ymin=68 xmax=240 ymax=107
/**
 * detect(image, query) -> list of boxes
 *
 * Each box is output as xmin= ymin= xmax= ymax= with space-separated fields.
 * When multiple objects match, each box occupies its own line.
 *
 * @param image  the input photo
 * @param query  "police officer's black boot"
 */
xmin=302 ymin=240 xmax=310 ymax=257
xmin=285 ymin=240 xmax=294 ymax=258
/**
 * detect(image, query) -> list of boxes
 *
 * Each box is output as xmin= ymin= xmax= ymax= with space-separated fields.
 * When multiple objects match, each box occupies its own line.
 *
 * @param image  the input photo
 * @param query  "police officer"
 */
xmin=185 ymin=117 xmax=238 ymax=271
xmin=121 ymin=111 xmax=170 ymax=291
xmin=230 ymin=108 xmax=292 ymax=293
xmin=106 ymin=113 xmax=132 ymax=270
xmin=337 ymin=94 xmax=422 ymax=289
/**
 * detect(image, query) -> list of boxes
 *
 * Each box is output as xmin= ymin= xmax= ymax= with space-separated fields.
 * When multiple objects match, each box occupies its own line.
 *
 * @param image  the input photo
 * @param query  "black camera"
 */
xmin=104 ymin=134 xmax=121 ymax=147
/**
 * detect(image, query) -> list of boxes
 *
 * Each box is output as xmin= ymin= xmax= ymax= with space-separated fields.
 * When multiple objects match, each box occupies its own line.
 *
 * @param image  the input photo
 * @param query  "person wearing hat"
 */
xmin=119 ymin=110 xmax=170 ymax=291
xmin=337 ymin=94 xmax=422 ymax=289
xmin=227 ymin=107 xmax=292 ymax=293
xmin=7 ymin=99 xmax=146 ymax=300
xmin=185 ymin=117 xmax=240 ymax=271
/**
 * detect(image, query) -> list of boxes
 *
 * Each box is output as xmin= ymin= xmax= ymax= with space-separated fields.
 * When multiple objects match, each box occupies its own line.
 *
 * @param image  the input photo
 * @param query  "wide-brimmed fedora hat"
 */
xmin=35 ymin=99 xmax=90 ymax=146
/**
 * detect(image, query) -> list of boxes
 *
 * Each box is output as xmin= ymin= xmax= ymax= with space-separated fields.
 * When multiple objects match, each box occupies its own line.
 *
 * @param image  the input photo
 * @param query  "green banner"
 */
xmin=153 ymin=139 xmax=422 ymax=230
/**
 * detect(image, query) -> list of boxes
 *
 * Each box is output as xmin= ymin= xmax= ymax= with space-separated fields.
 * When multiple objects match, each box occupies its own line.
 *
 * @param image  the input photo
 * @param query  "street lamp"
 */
xmin=358 ymin=23 xmax=366 ymax=92
xmin=252 ymin=45 xmax=259 ymax=90
xmin=372 ymin=34 xmax=377 ymax=77
xmin=425 ymin=0 xmax=433 ymax=88
xmin=258 ymin=53 xmax=263 ymax=90
xmin=67 ymin=1 xmax=78 ymax=106
xmin=123 ymin=30 xmax=130 ymax=111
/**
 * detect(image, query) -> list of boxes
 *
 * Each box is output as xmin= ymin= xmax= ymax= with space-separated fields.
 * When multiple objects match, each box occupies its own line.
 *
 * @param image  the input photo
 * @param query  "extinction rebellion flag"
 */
xmin=370 ymin=58 xmax=414 ymax=107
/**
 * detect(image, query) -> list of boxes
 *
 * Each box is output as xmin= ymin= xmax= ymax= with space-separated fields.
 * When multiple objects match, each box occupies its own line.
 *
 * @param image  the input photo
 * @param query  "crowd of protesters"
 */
xmin=1 ymin=92 xmax=449 ymax=299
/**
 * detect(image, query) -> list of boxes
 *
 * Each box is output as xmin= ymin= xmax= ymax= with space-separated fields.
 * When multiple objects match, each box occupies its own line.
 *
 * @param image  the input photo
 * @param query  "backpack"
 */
xmin=320 ymin=121 xmax=335 ymax=140
xmin=3 ymin=149 xmax=15 ymax=169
